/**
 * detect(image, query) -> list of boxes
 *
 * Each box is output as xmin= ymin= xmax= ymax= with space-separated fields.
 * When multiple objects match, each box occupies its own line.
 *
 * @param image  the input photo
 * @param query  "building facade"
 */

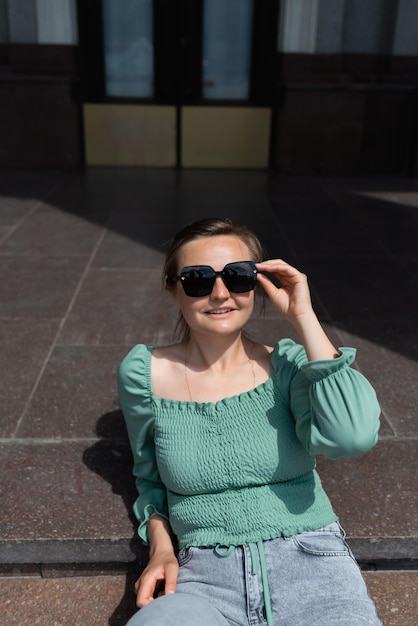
xmin=1 ymin=0 xmax=418 ymax=175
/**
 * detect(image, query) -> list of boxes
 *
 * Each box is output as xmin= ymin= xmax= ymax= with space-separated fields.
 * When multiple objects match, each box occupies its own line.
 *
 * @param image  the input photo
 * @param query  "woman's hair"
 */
xmin=163 ymin=217 xmax=265 ymax=342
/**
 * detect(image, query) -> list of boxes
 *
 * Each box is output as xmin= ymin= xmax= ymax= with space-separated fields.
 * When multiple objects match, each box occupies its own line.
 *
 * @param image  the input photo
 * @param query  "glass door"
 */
xmin=182 ymin=0 xmax=272 ymax=168
xmin=78 ymin=0 xmax=279 ymax=168
xmin=103 ymin=0 xmax=154 ymax=98
xmin=202 ymin=0 xmax=254 ymax=100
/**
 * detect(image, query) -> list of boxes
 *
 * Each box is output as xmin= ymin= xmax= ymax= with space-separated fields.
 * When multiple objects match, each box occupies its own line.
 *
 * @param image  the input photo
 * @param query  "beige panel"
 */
xmin=83 ymin=104 xmax=176 ymax=167
xmin=182 ymin=107 xmax=271 ymax=168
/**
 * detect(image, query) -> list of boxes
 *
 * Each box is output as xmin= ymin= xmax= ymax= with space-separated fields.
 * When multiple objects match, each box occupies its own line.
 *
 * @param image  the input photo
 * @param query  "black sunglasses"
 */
xmin=171 ymin=260 xmax=258 ymax=297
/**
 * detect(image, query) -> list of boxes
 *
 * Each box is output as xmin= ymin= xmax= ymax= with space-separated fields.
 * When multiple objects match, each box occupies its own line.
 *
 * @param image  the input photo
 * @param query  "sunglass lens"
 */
xmin=223 ymin=262 xmax=257 ymax=293
xmin=181 ymin=266 xmax=215 ymax=297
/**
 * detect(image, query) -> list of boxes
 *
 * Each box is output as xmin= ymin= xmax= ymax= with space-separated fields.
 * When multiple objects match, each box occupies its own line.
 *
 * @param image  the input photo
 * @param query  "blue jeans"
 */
xmin=126 ymin=523 xmax=381 ymax=625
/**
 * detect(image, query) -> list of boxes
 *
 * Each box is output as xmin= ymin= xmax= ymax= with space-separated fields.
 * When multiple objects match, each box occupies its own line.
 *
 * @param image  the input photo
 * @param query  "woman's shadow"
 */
xmin=83 ymin=410 xmax=148 ymax=625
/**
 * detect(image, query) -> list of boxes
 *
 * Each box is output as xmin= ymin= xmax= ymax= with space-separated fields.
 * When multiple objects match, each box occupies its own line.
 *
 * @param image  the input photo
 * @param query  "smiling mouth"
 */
xmin=206 ymin=308 xmax=233 ymax=315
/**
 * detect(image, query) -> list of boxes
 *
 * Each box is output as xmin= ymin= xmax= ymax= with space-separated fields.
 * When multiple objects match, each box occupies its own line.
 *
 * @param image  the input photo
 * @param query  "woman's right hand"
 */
xmin=135 ymin=549 xmax=179 ymax=608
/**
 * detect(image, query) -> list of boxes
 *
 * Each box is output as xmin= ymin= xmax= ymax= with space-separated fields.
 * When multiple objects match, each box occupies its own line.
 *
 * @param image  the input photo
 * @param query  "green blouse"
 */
xmin=118 ymin=339 xmax=380 ymax=549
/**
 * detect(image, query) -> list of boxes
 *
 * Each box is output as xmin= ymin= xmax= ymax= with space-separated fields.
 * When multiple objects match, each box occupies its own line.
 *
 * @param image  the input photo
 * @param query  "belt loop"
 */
xmin=214 ymin=544 xmax=235 ymax=558
xmin=337 ymin=521 xmax=347 ymax=538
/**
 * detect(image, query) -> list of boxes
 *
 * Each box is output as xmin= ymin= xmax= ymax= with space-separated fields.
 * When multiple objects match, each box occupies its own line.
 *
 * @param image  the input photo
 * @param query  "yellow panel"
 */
xmin=83 ymin=104 xmax=176 ymax=167
xmin=182 ymin=107 xmax=271 ymax=168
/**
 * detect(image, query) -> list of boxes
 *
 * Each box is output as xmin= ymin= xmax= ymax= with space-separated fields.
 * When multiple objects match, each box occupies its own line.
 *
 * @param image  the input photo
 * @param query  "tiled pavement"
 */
xmin=0 ymin=169 xmax=417 ymax=625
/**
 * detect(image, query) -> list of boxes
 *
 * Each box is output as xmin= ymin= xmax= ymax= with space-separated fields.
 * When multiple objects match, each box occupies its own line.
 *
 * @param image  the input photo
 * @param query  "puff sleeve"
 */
xmin=118 ymin=345 xmax=169 ymax=544
xmin=274 ymin=339 xmax=381 ymax=460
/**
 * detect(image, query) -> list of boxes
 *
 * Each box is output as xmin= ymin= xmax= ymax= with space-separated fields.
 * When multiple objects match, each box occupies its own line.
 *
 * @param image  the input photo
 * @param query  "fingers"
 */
xmin=256 ymin=259 xmax=291 ymax=270
xmin=257 ymin=258 xmax=288 ymax=270
xmin=163 ymin=561 xmax=179 ymax=596
xmin=256 ymin=271 xmax=281 ymax=297
xmin=136 ymin=574 xmax=158 ymax=608
xmin=256 ymin=259 xmax=306 ymax=280
xmin=135 ymin=561 xmax=179 ymax=608
xmin=256 ymin=260 xmax=309 ymax=293
xmin=256 ymin=259 xmax=312 ymax=319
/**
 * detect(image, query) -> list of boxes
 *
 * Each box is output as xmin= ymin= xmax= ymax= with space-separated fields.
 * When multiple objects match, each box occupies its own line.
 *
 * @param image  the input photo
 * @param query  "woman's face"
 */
xmin=172 ymin=235 xmax=256 ymax=340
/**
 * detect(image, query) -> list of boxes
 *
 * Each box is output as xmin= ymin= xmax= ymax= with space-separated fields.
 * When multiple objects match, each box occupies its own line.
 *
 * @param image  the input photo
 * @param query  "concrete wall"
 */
xmin=0 ymin=0 xmax=80 ymax=169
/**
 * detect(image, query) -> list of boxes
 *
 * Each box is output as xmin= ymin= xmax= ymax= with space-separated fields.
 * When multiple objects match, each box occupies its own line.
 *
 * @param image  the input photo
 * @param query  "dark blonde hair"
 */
xmin=164 ymin=217 xmax=265 ymax=342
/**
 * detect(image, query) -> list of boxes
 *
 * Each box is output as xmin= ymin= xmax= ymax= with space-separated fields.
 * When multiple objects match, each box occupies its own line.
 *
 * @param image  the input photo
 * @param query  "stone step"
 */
xmin=1 ymin=571 xmax=417 ymax=626
xmin=1 ymin=439 xmax=416 ymax=569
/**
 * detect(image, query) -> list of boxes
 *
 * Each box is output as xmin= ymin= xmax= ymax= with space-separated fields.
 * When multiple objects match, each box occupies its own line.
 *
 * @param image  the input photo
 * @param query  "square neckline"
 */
xmin=146 ymin=344 xmax=275 ymax=409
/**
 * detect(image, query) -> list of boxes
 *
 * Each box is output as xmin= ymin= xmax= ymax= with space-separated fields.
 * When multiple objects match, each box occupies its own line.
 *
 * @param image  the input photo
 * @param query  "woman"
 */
xmin=118 ymin=217 xmax=382 ymax=625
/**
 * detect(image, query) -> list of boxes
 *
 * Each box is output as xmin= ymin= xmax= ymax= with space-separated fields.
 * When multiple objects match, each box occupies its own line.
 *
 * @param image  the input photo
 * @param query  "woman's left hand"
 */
xmin=256 ymin=259 xmax=313 ymax=322
xmin=256 ymin=259 xmax=340 ymax=362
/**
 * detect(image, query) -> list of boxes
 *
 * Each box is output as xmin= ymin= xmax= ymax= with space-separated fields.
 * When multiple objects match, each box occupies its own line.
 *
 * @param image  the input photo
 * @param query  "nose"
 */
xmin=210 ymin=275 xmax=230 ymax=299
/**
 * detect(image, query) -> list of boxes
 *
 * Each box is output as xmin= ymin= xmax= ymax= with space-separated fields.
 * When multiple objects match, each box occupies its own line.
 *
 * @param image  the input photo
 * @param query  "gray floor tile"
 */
xmin=318 ymin=439 xmax=418 ymax=557
xmin=0 ymin=226 xmax=11 ymax=241
xmin=339 ymin=325 xmax=418 ymax=437
xmin=93 ymin=222 xmax=170 ymax=269
xmin=0 ymin=255 xmax=85 ymax=319
xmin=0 ymin=204 xmax=106 ymax=257
xmin=0 ymin=170 xmax=64 ymax=198
xmin=1 ymin=575 xmax=138 ymax=626
xmin=0 ymin=319 xmax=59 ymax=437
xmin=363 ymin=572 xmax=418 ymax=626
xmin=0 ymin=440 xmax=135 ymax=542
xmin=17 ymin=346 xmax=129 ymax=438
xmin=57 ymin=269 xmax=177 ymax=346
xmin=0 ymin=197 xmax=40 ymax=227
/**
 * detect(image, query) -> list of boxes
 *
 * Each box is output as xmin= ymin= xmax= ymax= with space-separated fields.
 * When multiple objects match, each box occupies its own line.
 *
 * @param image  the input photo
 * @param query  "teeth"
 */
xmin=209 ymin=309 xmax=231 ymax=314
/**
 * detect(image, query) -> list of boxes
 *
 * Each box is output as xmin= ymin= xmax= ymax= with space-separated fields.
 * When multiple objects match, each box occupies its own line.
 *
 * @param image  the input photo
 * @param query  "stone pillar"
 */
xmin=35 ymin=0 xmax=77 ymax=44
xmin=393 ymin=0 xmax=418 ymax=55
xmin=316 ymin=0 xmax=345 ymax=53
xmin=0 ymin=0 xmax=9 ymax=43
xmin=341 ymin=0 xmax=397 ymax=54
xmin=277 ymin=0 xmax=320 ymax=53
xmin=5 ymin=0 xmax=77 ymax=44
xmin=6 ymin=0 xmax=37 ymax=43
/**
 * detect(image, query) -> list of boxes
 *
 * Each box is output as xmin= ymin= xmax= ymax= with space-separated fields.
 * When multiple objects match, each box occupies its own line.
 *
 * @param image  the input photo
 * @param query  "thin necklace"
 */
xmin=184 ymin=342 xmax=193 ymax=401
xmin=184 ymin=340 xmax=256 ymax=402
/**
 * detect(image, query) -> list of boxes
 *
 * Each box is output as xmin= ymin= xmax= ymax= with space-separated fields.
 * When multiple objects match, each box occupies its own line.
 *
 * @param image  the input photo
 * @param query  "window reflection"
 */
xmin=202 ymin=0 xmax=254 ymax=100
xmin=103 ymin=0 xmax=154 ymax=98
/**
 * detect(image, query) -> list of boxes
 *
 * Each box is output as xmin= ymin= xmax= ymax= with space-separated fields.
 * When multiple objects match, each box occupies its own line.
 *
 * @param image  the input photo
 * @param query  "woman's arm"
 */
xmin=118 ymin=347 xmax=178 ymax=605
xmin=256 ymin=259 xmax=339 ymax=361
xmin=259 ymin=261 xmax=380 ymax=458
xmin=135 ymin=515 xmax=179 ymax=608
